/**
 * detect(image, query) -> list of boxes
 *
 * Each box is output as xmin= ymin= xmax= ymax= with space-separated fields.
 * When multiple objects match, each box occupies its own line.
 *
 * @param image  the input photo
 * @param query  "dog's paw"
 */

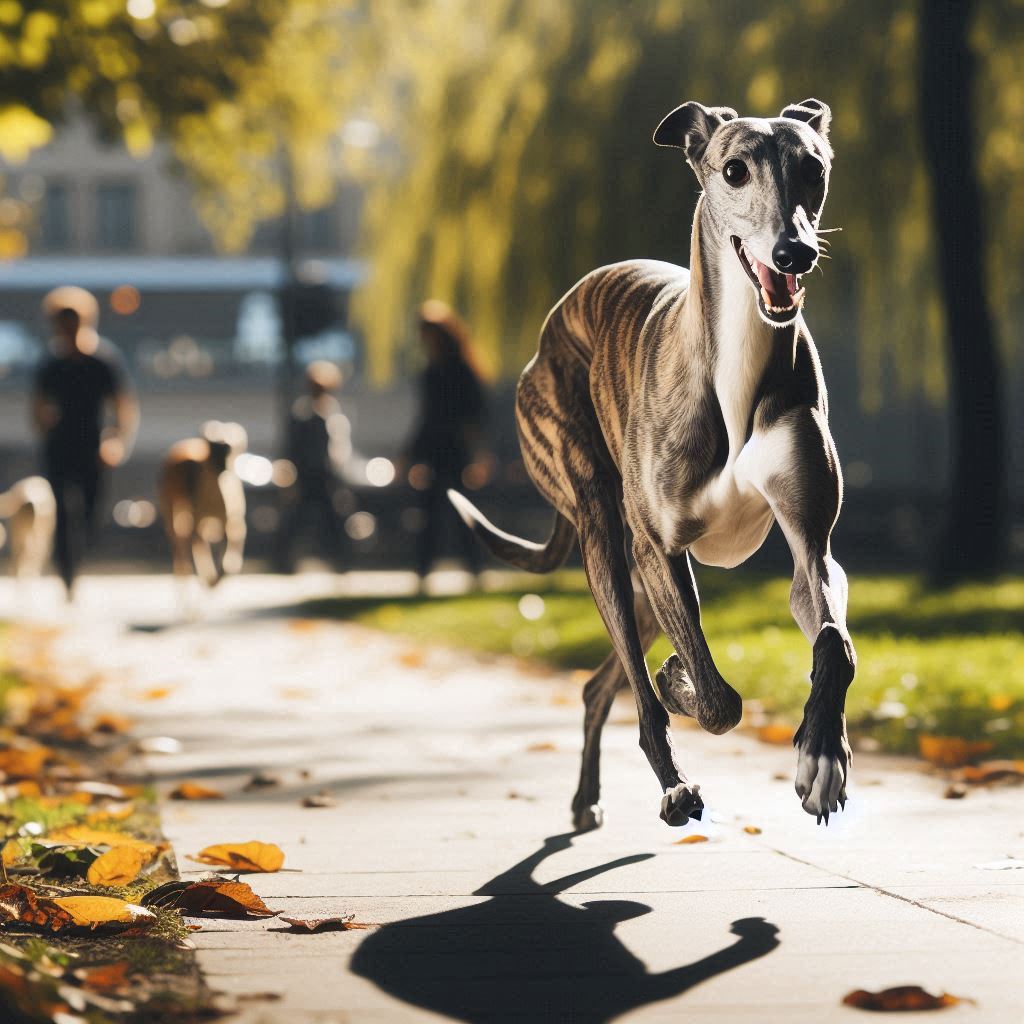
xmin=222 ymin=550 xmax=243 ymax=576
xmin=795 ymin=746 xmax=849 ymax=824
xmin=572 ymin=803 xmax=604 ymax=832
xmin=660 ymin=782 xmax=704 ymax=827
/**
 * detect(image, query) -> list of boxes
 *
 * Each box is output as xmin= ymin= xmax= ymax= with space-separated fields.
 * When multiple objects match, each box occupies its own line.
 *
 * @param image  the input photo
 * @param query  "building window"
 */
xmin=95 ymin=182 xmax=137 ymax=251
xmin=40 ymin=182 xmax=71 ymax=251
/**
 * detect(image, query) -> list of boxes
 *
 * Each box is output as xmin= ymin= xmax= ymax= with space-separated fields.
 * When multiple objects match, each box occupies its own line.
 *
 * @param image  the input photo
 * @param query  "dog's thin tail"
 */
xmin=448 ymin=490 xmax=576 ymax=573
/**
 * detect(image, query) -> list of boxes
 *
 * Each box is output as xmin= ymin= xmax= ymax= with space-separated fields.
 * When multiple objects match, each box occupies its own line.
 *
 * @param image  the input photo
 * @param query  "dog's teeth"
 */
xmin=760 ymin=286 xmax=772 ymax=307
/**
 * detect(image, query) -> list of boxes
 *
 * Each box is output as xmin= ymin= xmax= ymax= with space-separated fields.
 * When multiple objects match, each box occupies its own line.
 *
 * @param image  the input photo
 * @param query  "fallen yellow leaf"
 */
xmin=87 ymin=846 xmax=150 ymax=887
xmin=45 ymin=826 xmax=159 ymax=860
xmin=189 ymin=841 xmax=284 ymax=873
xmin=756 ymin=724 xmax=794 ymax=745
xmin=139 ymin=687 xmax=173 ymax=701
xmin=674 ymin=834 xmax=709 ymax=845
xmin=51 ymin=895 xmax=154 ymax=928
xmin=0 ymin=747 xmax=52 ymax=778
xmin=918 ymin=735 xmax=994 ymax=768
xmin=86 ymin=800 xmax=136 ymax=823
xmin=743 ymin=826 xmax=763 ymax=835
xmin=169 ymin=781 xmax=224 ymax=801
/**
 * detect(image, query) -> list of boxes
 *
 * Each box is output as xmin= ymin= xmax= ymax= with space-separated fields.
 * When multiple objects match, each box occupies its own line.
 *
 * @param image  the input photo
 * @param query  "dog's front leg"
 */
xmin=747 ymin=408 xmax=856 ymax=823
xmin=576 ymin=490 xmax=703 ymax=826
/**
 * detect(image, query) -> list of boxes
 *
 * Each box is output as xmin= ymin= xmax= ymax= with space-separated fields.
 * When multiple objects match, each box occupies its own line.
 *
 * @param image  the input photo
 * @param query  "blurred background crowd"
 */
xmin=0 ymin=0 xmax=1021 ymax=589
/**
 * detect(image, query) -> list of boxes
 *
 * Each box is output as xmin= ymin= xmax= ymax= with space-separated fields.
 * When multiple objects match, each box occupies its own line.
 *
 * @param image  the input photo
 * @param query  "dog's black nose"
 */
xmin=772 ymin=239 xmax=817 ymax=275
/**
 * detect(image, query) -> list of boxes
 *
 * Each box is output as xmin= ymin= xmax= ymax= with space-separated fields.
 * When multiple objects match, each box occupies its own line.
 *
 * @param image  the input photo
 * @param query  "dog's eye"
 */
xmin=801 ymin=155 xmax=825 ymax=185
xmin=722 ymin=159 xmax=749 ymax=186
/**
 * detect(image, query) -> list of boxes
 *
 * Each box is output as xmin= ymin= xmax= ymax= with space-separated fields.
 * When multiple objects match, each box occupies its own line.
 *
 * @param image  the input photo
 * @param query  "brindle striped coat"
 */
xmin=451 ymin=99 xmax=856 ymax=830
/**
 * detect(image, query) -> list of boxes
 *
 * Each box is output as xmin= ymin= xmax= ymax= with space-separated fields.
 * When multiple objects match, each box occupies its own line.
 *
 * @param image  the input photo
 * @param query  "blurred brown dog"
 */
xmin=0 ymin=477 xmax=56 ymax=579
xmin=158 ymin=421 xmax=247 ymax=587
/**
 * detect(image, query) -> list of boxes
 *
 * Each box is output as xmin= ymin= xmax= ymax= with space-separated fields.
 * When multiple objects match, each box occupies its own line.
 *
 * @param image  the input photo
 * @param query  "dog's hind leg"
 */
xmin=632 ymin=539 xmax=743 ymax=735
xmin=576 ymin=484 xmax=703 ymax=827
xmin=572 ymin=578 xmax=660 ymax=831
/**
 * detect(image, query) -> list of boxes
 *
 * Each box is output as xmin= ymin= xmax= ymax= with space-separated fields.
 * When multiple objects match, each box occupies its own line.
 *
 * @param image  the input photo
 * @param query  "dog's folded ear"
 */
xmin=653 ymin=102 xmax=737 ymax=167
xmin=780 ymin=98 xmax=832 ymax=139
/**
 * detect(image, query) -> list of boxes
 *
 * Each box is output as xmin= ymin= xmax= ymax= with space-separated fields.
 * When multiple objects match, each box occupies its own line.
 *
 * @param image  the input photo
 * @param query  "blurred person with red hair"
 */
xmin=404 ymin=300 xmax=490 ymax=587
xmin=31 ymin=286 xmax=138 ymax=597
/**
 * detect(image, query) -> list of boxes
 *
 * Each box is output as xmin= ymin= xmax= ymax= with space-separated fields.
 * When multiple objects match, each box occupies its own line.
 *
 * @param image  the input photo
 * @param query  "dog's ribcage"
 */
xmin=517 ymin=257 xmax=823 ymax=567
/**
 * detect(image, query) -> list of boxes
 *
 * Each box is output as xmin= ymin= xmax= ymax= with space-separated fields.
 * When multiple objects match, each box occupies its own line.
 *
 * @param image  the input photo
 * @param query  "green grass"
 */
xmin=296 ymin=571 xmax=1024 ymax=758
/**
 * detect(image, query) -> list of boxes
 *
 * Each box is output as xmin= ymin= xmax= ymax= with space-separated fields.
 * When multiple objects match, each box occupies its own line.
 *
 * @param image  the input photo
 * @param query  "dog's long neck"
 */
xmin=684 ymin=196 xmax=782 ymax=461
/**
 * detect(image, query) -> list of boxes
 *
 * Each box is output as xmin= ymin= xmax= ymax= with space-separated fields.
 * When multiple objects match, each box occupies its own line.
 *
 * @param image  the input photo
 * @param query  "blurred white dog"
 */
xmin=158 ymin=421 xmax=247 ymax=587
xmin=0 ymin=477 xmax=56 ymax=578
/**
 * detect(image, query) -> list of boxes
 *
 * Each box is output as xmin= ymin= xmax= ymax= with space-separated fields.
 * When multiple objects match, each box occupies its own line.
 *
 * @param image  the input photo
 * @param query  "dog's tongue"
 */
xmin=754 ymin=259 xmax=795 ymax=305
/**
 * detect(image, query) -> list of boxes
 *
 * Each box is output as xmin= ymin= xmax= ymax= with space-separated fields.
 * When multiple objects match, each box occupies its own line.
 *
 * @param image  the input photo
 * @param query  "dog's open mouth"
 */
xmin=731 ymin=237 xmax=805 ymax=325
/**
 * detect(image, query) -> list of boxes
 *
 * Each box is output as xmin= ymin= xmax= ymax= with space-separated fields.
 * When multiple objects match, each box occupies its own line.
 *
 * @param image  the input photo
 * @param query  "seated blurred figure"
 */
xmin=0 ymin=477 xmax=56 ymax=579
xmin=158 ymin=421 xmax=248 ymax=588
xmin=275 ymin=361 xmax=351 ymax=573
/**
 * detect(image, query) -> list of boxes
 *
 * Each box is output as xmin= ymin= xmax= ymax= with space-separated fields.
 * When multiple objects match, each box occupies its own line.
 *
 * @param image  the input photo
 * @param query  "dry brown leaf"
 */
xmin=918 ymin=735 xmax=994 ymax=768
xmin=301 ymin=792 xmax=336 ymax=808
xmin=756 ymin=724 xmax=794 ymax=745
xmin=87 ymin=846 xmax=150 ymax=887
xmin=92 ymin=713 xmax=134 ymax=734
xmin=287 ymin=619 xmax=319 ymax=634
xmin=169 ymin=781 xmax=224 ymax=801
xmin=841 ymin=985 xmax=962 ymax=1012
xmin=398 ymin=650 xmax=425 ymax=669
xmin=76 ymin=961 xmax=132 ymax=992
xmin=243 ymin=772 xmax=280 ymax=791
xmin=959 ymin=760 xmax=1024 ymax=785
xmin=280 ymin=914 xmax=367 ymax=932
xmin=674 ymin=834 xmax=709 ymax=845
xmin=143 ymin=878 xmax=277 ymax=918
xmin=51 ymin=895 xmax=155 ymax=929
xmin=189 ymin=841 xmax=284 ymax=873
xmin=0 ymin=883 xmax=73 ymax=931
xmin=526 ymin=742 xmax=557 ymax=753
xmin=743 ymin=826 xmax=762 ymax=835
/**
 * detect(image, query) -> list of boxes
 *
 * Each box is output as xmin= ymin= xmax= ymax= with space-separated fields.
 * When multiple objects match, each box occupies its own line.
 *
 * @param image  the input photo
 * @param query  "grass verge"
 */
xmin=295 ymin=571 xmax=1024 ymax=759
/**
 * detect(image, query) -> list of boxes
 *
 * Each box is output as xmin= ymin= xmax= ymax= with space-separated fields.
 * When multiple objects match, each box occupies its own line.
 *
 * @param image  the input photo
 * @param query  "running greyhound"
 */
xmin=450 ymin=99 xmax=855 ymax=830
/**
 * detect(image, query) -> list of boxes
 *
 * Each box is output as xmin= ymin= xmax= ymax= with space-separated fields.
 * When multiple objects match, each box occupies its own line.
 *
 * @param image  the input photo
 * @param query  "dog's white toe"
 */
xmin=795 ymin=750 xmax=847 ymax=823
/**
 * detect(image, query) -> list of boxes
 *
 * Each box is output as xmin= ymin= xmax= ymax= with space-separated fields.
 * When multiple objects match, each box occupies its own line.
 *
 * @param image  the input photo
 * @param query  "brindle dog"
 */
xmin=450 ymin=99 xmax=855 ymax=831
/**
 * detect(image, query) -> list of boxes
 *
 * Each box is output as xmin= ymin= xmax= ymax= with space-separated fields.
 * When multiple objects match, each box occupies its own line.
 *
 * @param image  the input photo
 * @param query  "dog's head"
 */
xmin=201 ymin=420 xmax=248 ymax=471
xmin=655 ymin=99 xmax=832 ymax=328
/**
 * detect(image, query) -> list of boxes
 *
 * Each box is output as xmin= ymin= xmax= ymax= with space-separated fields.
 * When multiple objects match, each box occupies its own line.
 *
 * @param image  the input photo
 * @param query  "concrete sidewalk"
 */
xmin=14 ymin=574 xmax=1023 ymax=1023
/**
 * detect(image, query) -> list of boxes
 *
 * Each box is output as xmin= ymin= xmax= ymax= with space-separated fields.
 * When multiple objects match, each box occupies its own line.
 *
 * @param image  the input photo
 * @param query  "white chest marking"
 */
xmin=689 ymin=253 xmax=781 ymax=567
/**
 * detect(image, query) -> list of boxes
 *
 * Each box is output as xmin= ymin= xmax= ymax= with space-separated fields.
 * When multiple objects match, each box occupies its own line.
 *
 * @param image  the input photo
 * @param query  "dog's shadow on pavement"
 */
xmin=351 ymin=832 xmax=780 ymax=1023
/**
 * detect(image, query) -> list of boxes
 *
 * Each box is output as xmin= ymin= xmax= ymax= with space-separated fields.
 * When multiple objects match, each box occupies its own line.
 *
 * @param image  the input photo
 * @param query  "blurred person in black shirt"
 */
xmin=275 ymin=360 xmax=351 ymax=573
xmin=404 ymin=300 xmax=490 ymax=587
xmin=31 ymin=287 xmax=138 ymax=597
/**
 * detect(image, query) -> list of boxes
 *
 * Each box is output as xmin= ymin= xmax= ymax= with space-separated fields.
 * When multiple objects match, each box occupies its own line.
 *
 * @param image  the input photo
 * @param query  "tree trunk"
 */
xmin=919 ymin=0 xmax=1007 ymax=582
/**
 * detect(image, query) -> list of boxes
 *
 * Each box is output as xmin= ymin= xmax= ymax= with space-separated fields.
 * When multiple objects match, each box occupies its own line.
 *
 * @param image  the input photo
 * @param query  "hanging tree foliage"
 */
xmin=355 ymin=0 xmax=1023 ymax=404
